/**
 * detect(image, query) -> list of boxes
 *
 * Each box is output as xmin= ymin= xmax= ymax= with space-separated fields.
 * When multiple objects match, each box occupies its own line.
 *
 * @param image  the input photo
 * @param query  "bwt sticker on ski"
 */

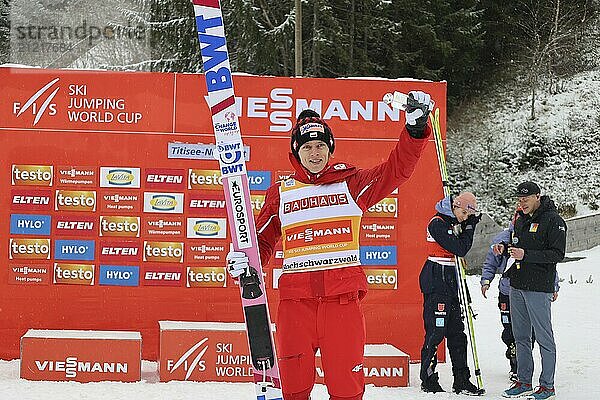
xmin=216 ymin=141 xmax=246 ymax=177
xmin=228 ymin=176 xmax=253 ymax=249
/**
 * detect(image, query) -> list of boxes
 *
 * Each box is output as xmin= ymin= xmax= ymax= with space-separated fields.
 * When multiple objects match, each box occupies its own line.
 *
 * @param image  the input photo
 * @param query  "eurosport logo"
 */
xmin=11 ymin=189 xmax=53 ymax=211
xmin=360 ymin=246 xmax=397 ymax=266
xmin=12 ymin=78 xmax=59 ymax=126
xmin=12 ymin=165 xmax=53 ymax=186
xmin=99 ymin=265 xmax=140 ymax=287
xmin=9 ymin=238 xmax=51 ymax=260
xmin=228 ymin=176 xmax=252 ymax=249
xmin=248 ymin=171 xmax=271 ymax=191
xmin=10 ymin=214 xmax=51 ymax=235
xmin=54 ymin=215 xmax=96 ymax=236
xmin=53 ymin=263 xmax=95 ymax=285
xmin=217 ymin=141 xmax=246 ymax=177
xmin=100 ymin=167 xmax=141 ymax=188
xmin=186 ymin=218 xmax=227 ymax=239
xmin=144 ymin=168 xmax=186 ymax=190
xmin=8 ymin=264 xmax=50 ymax=285
xmin=144 ymin=192 xmax=184 ymax=214
xmin=56 ymin=166 xmax=97 ymax=187
xmin=54 ymin=240 xmax=95 ymax=261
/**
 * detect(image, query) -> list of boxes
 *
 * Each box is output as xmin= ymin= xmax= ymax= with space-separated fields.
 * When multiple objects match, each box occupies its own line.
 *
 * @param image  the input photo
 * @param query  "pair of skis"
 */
xmin=190 ymin=1 xmax=282 ymax=399
xmin=385 ymin=92 xmax=484 ymax=392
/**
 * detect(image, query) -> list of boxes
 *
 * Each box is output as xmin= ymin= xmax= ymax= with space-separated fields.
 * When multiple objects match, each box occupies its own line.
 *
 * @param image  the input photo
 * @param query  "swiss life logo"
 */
xmin=13 ymin=78 xmax=60 ymax=126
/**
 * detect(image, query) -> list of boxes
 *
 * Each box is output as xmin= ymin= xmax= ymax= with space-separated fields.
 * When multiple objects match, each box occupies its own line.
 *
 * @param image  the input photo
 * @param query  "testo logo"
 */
xmin=250 ymin=194 xmax=265 ymax=216
xmin=11 ymin=189 xmax=53 ymax=211
xmin=99 ymin=265 xmax=140 ymax=287
xmin=10 ymin=214 xmax=51 ymax=235
xmin=53 ymin=263 xmax=95 ymax=285
xmin=12 ymin=165 xmax=53 ymax=186
xmin=187 ymin=267 xmax=227 ymax=288
xmin=144 ymin=241 xmax=184 ymax=263
xmin=55 ymin=190 xmax=97 ymax=212
xmin=364 ymin=269 xmax=398 ymax=290
xmin=9 ymin=238 xmax=51 ymax=260
xmin=100 ymin=167 xmax=141 ymax=188
xmin=143 ymin=192 xmax=184 ymax=214
xmin=54 ymin=240 xmax=95 ymax=261
xmin=145 ymin=168 xmax=186 ymax=190
xmin=188 ymin=169 xmax=222 ymax=190
xmin=365 ymin=197 xmax=398 ymax=218
xmin=99 ymin=216 xmax=140 ymax=238
xmin=54 ymin=215 xmax=96 ymax=236
xmin=186 ymin=218 xmax=227 ymax=239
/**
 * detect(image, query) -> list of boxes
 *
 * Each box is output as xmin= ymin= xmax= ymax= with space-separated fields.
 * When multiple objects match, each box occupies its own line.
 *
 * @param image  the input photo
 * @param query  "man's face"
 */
xmin=298 ymin=139 xmax=330 ymax=173
xmin=453 ymin=206 xmax=470 ymax=223
xmin=517 ymin=194 xmax=541 ymax=215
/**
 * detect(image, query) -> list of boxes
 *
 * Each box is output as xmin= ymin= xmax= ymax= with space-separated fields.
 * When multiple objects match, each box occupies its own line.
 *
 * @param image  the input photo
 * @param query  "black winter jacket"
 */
xmin=507 ymin=196 xmax=567 ymax=293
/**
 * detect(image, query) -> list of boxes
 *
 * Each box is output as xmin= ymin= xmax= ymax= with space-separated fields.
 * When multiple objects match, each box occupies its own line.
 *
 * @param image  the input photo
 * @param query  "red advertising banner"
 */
xmin=0 ymin=66 xmax=446 ymax=363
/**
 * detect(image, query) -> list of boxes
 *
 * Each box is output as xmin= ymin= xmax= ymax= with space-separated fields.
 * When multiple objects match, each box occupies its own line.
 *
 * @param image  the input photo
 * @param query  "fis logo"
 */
xmin=12 ymin=78 xmax=59 ymax=126
xmin=12 ymin=165 xmax=53 ymax=186
xmin=166 ymin=338 xmax=208 ymax=380
xmin=100 ymin=167 xmax=141 ymax=188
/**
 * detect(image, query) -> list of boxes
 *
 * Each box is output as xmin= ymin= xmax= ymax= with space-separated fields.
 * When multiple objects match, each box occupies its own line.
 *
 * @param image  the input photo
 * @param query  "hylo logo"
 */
xmin=12 ymin=165 xmax=53 ymax=186
xmin=13 ymin=78 xmax=59 ymax=126
xmin=55 ymin=240 xmax=95 ymax=261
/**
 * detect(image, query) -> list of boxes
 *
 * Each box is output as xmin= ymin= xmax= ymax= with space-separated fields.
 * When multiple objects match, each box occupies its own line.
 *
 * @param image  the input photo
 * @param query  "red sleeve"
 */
xmin=347 ymin=124 xmax=430 ymax=210
xmin=255 ymin=184 xmax=282 ymax=267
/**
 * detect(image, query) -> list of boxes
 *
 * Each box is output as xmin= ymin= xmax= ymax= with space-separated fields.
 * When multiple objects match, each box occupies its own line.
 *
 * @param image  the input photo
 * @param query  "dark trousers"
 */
xmin=498 ymin=293 xmax=515 ymax=348
xmin=420 ymin=292 xmax=468 ymax=381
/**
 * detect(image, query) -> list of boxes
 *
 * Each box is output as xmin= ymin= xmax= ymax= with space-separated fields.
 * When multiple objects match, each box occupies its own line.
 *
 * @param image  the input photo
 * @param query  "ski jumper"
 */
xmin=255 ymin=125 xmax=430 ymax=400
xmin=419 ymin=197 xmax=476 ymax=383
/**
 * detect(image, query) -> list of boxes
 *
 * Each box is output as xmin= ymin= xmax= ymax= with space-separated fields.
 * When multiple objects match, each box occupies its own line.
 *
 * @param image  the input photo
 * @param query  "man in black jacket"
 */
xmin=500 ymin=182 xmax=566 ymax=400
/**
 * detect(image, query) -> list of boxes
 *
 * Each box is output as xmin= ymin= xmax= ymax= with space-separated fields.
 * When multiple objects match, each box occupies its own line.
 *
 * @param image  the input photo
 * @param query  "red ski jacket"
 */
xmin=256 ymin=125 xmax=431 ymax=300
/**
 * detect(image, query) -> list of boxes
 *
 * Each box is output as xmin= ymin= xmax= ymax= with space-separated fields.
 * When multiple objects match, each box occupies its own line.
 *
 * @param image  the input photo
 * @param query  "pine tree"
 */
xmin=0 ymin=0 xmax=8 ymax=64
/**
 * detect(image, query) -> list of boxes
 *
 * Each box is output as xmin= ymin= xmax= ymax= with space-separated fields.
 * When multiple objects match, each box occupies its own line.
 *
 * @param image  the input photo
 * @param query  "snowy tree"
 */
xmin=0 ymin=0 xmax=8 ymax=64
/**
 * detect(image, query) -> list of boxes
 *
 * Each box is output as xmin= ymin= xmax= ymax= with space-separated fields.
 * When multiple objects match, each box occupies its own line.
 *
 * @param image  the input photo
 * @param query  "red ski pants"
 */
xmin=276 ymin=293 xmax=365 ymax=400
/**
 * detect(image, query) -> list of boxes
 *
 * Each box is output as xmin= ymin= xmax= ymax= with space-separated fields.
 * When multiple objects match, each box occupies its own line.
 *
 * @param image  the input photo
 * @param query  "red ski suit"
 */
xmin=256 ymin=125 xmax=430 ymax=400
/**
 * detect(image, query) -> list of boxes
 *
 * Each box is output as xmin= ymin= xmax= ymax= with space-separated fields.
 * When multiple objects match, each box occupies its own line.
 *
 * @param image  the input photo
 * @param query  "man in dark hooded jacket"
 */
xmin=501 ymin=181 xmax=566 ymax=400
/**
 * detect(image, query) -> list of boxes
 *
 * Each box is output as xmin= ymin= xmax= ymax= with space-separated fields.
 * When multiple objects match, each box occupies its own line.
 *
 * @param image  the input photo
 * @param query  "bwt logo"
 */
xmin=167 ymin=338 xmax=208 ymax=381
xmin=13 ymin=78 xmax=60 ymax=126
xmin=217 ymin=142 xmax=244 ymax=176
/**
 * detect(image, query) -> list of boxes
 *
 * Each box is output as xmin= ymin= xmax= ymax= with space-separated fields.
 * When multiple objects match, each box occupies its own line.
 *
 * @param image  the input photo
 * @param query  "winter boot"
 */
xmin=421 ymin=372 xmax=445 ymax=393
xmin=529 ymin=386 xmax=556 ymax=400
xmin=452 ymin=369 xmax=485 ymax=396
xmin=502 ymin=381 xmax=534 ymax=398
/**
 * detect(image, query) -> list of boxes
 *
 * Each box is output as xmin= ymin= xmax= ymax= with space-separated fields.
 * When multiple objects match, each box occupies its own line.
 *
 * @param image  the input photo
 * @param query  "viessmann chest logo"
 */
xmin=12 ymin=165 xmax=53 ymax=186
xmin=12 ymin=78 xmax=60 ymax=126
xmin=285 ymin=220 xmax=353 ymax=249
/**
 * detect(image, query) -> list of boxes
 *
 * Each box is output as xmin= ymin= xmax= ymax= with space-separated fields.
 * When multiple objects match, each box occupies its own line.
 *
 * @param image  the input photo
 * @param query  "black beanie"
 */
xmin=290 ymin=109 xmax=335 ymax=160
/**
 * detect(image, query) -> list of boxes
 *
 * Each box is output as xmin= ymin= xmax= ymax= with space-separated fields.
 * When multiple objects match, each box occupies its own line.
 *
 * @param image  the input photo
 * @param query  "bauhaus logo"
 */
xmin=12 ymin=78 xmax=59 ymax=126
xmin=12 ymin=165 xmax=53 ymax=186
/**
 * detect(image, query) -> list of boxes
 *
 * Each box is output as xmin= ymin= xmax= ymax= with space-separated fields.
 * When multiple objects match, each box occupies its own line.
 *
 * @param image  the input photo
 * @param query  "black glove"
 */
xmin=462 ymin=213 xmax=482 ymax=230
xmin=405 ymin=91 xmax=433 ymax=138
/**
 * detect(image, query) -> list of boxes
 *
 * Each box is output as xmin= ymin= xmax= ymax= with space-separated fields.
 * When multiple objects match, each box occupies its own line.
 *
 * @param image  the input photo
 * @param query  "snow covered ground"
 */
xmin=1 ymin=246 xmax=598 ymax=400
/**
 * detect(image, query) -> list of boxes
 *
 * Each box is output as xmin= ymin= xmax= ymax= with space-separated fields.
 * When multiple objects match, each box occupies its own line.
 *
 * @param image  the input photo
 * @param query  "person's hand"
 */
xmin=226 ymin=250 xmax=249 ymax=278
xmin=466 ymin=213 xmax=482 ymax=226
xmin=552 ymin=292 xmax=558 ymax=302
xmin=481 ymin=284 xmax=490 ymax=299
xmin=508 ymin=247 xmax=524 ymax=261
xmin=405 ymin=91 xmax=434 ymax=138
xmin=492 ymin=243 xmax=505 ymax=256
